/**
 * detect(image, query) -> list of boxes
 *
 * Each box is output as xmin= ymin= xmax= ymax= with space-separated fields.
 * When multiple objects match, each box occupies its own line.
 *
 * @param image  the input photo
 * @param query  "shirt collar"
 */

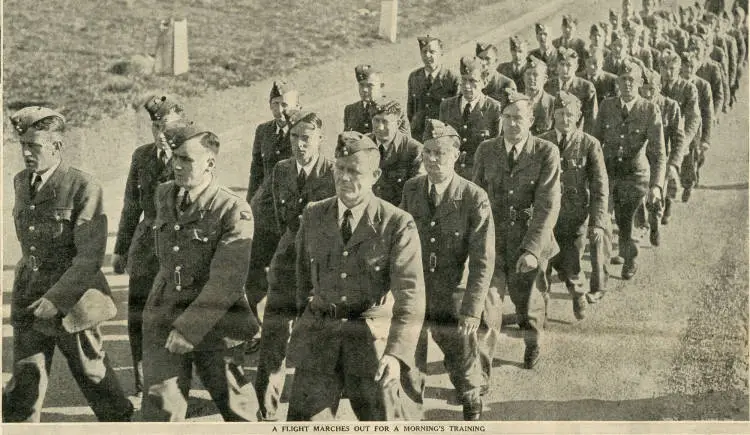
xmin=296 ymin=155 xmax=319 ymax=176
xmin=34 ymin=160 xmax=62 ymax=190
xmin=178 ymin=175 xmax=212 ymax=207
xmin=428 ymin=172 xmax=454 ymax=198
xmin=156 ymin=145 xmax=173 ymax=160
xmin=337 ymin=196 xmax=369 ymax=230
xmin=275 ymin=119 xmax=287 ymax=134
xmin=425 ymin=64 xmax=442 ymax=79
xmin=620 ymin=96 xmax=638 ymax=111
xmin=504 ymin=133 xmax=529 ymax=154
xmin=460 ymin=95 xmax=481 ymax=111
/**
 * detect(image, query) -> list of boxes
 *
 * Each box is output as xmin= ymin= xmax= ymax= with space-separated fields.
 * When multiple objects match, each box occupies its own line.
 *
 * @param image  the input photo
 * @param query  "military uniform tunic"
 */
xmin=369 ymin=131 xmax=424 ymax=205
xmin=407 ymin=66 xmax=460 ymax=139
xmin=343 ymin=100 xmax=412 ymax=138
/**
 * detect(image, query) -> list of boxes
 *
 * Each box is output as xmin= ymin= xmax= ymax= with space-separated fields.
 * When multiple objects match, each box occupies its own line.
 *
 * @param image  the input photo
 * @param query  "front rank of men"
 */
xmin=4 ymin=0 xmax=748 ymax=423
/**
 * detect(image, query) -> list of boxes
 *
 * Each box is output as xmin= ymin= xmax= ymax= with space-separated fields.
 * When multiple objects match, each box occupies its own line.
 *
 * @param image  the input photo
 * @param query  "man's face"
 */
xmin=660 ymin=62 xmax=681 ymax=82
xmin=501 ymin=101 xmax=533 ymax=143
xmin=372 ymin=113 xmax=400 ymax=143
xmin=612 ymin=38 xmax=628 ymax=56
xmin=590 ymin=31 xmax=604 ymax=47
xmin=422 ymin=139 xmax=459 ymax=183
xmin=640 ymin=82 xmax=658 ymax=100
xmin=586 ymin=56 xmax=603 ymax=76
xmin=334 ymin=151 xmax=381 ymax=208
xmin=151 ymin=111 xmax=183 ymax=149
xmin=536 ymin=29 xmax=549 ymax=47
xmin=477 ymin=52 xmax=498 ymax=70
xmin=20 ymin=130 xmax=61 ymax=173
xmin=510 ymin=46 xmax=527 ymax=63
xmin=622 ymin=0 xmax=633 ymax=14
xmin=269 ymin=91 xmax=300 ymax=120
xmin=557 ymin=59 xmax=576 ymax=80
xmin=553 ymin=105 xmax=581 ymax=134
xmin=562 ymin=23 xmax=575 ymax=39
xmin=358 ymin=75 xmax=384 ymax=102
xmin=642 ymin=0 xmax=654 ymax=12
xmin=680 ymin=61 xmax=699 ymax=79
xmin=617 ymin=72 xmax=642 ymax=100
xmin=524 ymin=68 xmax=547 ymax=93
xmin=172 ymin=136 xmax=214 ymax=188
xmin=461 ymin=70 xmax=486 ymax=102
xmin=289 ymin=122 xmax=322 ymax=167
xmin=420 ymin=41 xmax=443 ymax=70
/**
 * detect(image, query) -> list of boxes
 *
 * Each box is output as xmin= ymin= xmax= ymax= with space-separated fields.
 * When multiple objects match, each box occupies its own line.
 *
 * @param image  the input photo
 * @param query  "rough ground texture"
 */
xmin=1 ymin=0 xmax=748 ymax=427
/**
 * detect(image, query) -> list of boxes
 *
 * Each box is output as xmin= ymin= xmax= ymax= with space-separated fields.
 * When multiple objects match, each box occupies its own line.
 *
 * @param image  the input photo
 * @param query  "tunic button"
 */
xmin=30 ymin=205 xmax=35 ymax=210
xmin=202 ymin=237 xmax=209 ymax=242
xmin=30 ymin=246 xmax=36 ymax=252
xmin=275 ymin=150 xmax=281 ymax=155
xmin=281 ymin=199 xmax=285 ymax=204
xmin=397 ymin=178 xmax=402 ymax=183
xmin=509 ymin=190 xmax=514 ymax=194
xmin=175 ymin=266 xmax=182 ymax=271
xmin=176 ymin=285 xmax=182 ymax=291
xmin=461 ymin=163 xmax=466 ymax=168
xmin=340 ymin=272 xmax=347 ymax=279
xmin=374 ymin=266 xmax=381 ymax=271
xmin=174 ymin=224 xmax=181 ymax=231
xmin=620 ymin=134 xmax=624 ymax=138
xmin=364 ymin=123 xmax=370 ymax=128
xmin=454 ymin=232 xmax=460 ymax=236
xmin=298 ymin=215 xmax=303 ymax=220
xmin=29 ymin=226 xmax=35 ymax=231
xmin=340 ymin=296 xmax=348 ymax=302
xmin=430 ymin=221 xmax=436 ymax=227
xmin=343 ymin=251 xmax=349 ymax=257
xmin=510 ymin=222 xmax=515 ymax=226
xmin=173 ymin=246 xmax=180 ymax=252
xmin=429 ymin=268 xmax=435 ymax=273
xmin=430 ymin=237 xmax=436 ymax=243
xmin=298 ymin=198 xmax=303 ymax=203
xmin=462 ymin=138 xmax=468 ymax=142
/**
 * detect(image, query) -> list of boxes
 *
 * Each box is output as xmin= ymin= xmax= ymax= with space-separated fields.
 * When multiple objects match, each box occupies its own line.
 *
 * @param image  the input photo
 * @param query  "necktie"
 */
xmin=179 ymin=190 xmax=191 ymax=213
xmin=429 ymin=183 xmax=438 ymax=214
xmin=508 ymin=146 xmax=517 ymax=170
xmin=462 ymin=103 xmax=472 ymax=123
xmin=30 ymin=173 xmax=42 ymax=200
xmin=297 ymin=168 xmax=307 ymax=194
xmin=378 ymin=143 xmax=387 ymax=162
xmin=560 ymin=133 xmax=568 ymax=150
xmin=426 ymin=73 xmax=433 ymax=89
xmin=622 ymin=103 xmax=629 ymax=119
xmin=341 ymin=209 xmax=353 ymax=244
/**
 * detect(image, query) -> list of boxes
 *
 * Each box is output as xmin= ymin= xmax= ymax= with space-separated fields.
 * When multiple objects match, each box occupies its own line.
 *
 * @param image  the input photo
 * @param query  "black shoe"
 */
xmin=650 ymin=227 xmax=660 ymax=246
xmin=682 ymin=188 xmax=692 ymax=203
xmin=586 ymin=290 xmax=604 ymax=304
xmin=622 ymin=262 xmax=638 ymax=280
xmin=572 ymin=294 xmax=587 ymax=320
xmin=610 ymin=256 xmax=624 ymax=265
xmin=523 ymin=345 xmax=540 ymax=369
xmin=661 ymin=214 xmax=670 ymax=225
xmin=480 ymin=384 xmax=489 ymax=396
xmin=463 ymin=399 xmax=483 ymax=421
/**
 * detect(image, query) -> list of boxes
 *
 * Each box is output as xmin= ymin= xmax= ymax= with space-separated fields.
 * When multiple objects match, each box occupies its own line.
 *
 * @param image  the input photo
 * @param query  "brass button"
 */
xmin=340 ymin=272 xmax=347 ymax=279
xmin=176 ymin=285 xmax=182 ymax=291
xmin=430 ymin=237 xmax=436 ymax=243
xmin=281 ymin=199 xmax=285 ymax=204
xmin=174 ymin=224 xmax=181 ymax=231
xmin=30 ymin=246 xmax=36 ymax=252
xmin=343 ymin=251 xmax=349 ymax=257
xmin=430 ymin=221 xmax=436 ymax=227
xmin=175 ymin=265 xmax=182 ymax=271
xmin=509 ymin=190 xmax=514 ymax=194
xmin=202 ymin=237 xmax=209 ymax=242
xmin=275 ymin=150 xmax=281 ymax=155
xmin=30 ymin=205 xmax=35 ymax=210
xmin=173 ymin=246 xmax=180 ymax=252
xmin=298 ymin=198 xmax=303 ymax=203
xmin=28 ymin=226 xmax=35 ymax=231
xmin=375 ymin=266 xmax=381 ymax=271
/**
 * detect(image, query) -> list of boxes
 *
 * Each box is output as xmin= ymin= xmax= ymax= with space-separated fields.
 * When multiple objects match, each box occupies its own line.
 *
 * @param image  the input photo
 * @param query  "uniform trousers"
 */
xmin=245 ymin=227 xmax=280 ymax=319
xmin=490 ymin=260 xmax=549 ymax=346
xmin=2 ymin=326 xmax=133 ymax=422
xmin=414 ymin=321 xmax=482 ymax=405
xmin=548 ymin=223 xmax=609 ymax=294
xmin=127 ymin=272 xmax=157 ymax=394
xmin=611 ymin=180 xmax=648 ymax=263
xmin=680 ymin=143 xmax=705 ymax=190
xmin=141 ymin=342 xmax=257 ymax=421
xmin=254 ymin=308 xmax=294 ymax=421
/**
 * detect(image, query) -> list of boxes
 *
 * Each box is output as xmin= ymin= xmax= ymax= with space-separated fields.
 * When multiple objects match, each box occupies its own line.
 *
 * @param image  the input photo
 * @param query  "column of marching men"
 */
xmin=3 ymin=0 xmax=747 ymax=423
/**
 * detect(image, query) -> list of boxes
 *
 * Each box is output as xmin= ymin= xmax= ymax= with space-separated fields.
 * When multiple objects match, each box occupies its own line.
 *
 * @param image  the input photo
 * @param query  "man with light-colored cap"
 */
xmin=245 ymin=80 xmax=300 ymax=352
xmin=287 ymin=131 xmax=426 ymax=421
xmin=3 ymin=106 xmax=133 ymax=422
xmin=593 ymin=60 xmax=666 ymax=279
xmin=475 ymin=42 xmax=518 ymax=106
xmin=141 ymin=120 xmax=260 ymax=421
xmin=439 ymin=56 xmax=502 ymax=180
xmin=659 ymin=49 xmax=700 ymax=203
xmin=523 ymin=56 xmax=556 ymax=135
xmin=368 ymin=99 xmax=424 ymax=206
xmin=497 ymin=36 xmax=529 ymax=93
xmin=473 ymin=90 xmax=562 ymax=370
xmin=401 ymin=119 xmax=496 ymax=421
xmin=545 ymin=47 xmax=599 ymax=134
xmin=344 ymin=64 xmax=411 ymax=138
xmin=539 ymin=92 xmax=610 ymax=312
xmin=112 ymin=93 xmax=186 ymax=396
xmin=254 ymin=110 xmax=336 ymax=421
xmin=407 ymin=36 xmax=460 ymax=140
xmin=530 ymin=23 xmax=561 ymax=76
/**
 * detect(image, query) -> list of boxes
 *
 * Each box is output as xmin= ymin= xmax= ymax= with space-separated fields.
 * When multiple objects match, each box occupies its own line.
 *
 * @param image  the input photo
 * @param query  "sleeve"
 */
xmin=680 ymin=83 xmax=701 ymax=147
xmin=399 ymin=111 xmax=413 ymax=138
xmin=343 ymin=104 xmax=352 ymax=132
xmin=407 ymin=73 xmax=417 ymax=122
xmin=247 ymin=125 xmax=265 ymax=203
xmin=44 ymin=180 xmax=108 ymax=314
xmin=438 ymin=99 xmax=449 ymax=123
xmin=585 ymin=137 xmax=609 ymax=230
xmin=520 ymin=145 xmax=561 ymax=259
xmin=295 ymin=205 xmax=314 ymax=313
xmin=384 ymin=215 xmax=426 ymax=366
xmin=171 ymin=201 xmax=255 ymax=345
xmin=461 ymin=192 xmax=495 ymax=319
xmin=490 ymin=103 xmax=502 ymax=138
xmin=699 ymin=84 xmax=714 ymax=145
xmin=666 ymin=103 xmax=687 ymax=170
xmin=646 ymin=104 xmax=667 ymax=189
xmin=114 ymin=151 xmax=143 ymax=256
xmin=582 ymin=82 xmax=599 ymax=135
xmin=271 ymin=163 xmax=285 ymax=234
xmin=407 ymin=139 xmax=425 ymax=179
xmin=711 ymin=66 xmax=725 ymax=114
xmin=472 ymin=141 xmax=490 ymax=190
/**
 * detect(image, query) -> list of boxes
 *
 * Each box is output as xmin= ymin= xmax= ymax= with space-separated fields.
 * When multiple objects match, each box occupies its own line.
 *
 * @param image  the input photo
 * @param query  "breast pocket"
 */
xmin=440 ymin=214 xmax=467 ymax=256
xmin=47 ymin=208 xmax=73 ymax=240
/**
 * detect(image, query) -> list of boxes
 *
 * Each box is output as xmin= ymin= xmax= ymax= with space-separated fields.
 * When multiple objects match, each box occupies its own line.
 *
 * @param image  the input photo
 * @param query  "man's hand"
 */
xmin=515 ymin=252 xmax=538 ymax=274
xmin=648 ymin=186 xmax=662 ymax=205
xmin=667 ymin=165 xmax=679 ymax=182
xmin=27 ymin=298 xmax=59 ymax=319
xmin=112 ymin=254 xmax=127 ymax=275
xmin=457 ymin=315 xmax=480 ymax=335
xmin=588 ymin=227 xmax=605 ymax=244
xmin=699 ymin=142 xmax=710 ymax=153
xmin=165 ymin=329 xmax=194 ymax=354
xmin=374 ymin=354 xmax=401 ymax=386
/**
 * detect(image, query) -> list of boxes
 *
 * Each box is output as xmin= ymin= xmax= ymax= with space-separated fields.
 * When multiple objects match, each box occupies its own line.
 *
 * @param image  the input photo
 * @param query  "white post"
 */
xmin=154 ymin=18 xmax=189 ymax=75
xmin=378 ymin=0 xmax=398 ymax=43
xmin=172 ymin=18 xmax=189 ymax=75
